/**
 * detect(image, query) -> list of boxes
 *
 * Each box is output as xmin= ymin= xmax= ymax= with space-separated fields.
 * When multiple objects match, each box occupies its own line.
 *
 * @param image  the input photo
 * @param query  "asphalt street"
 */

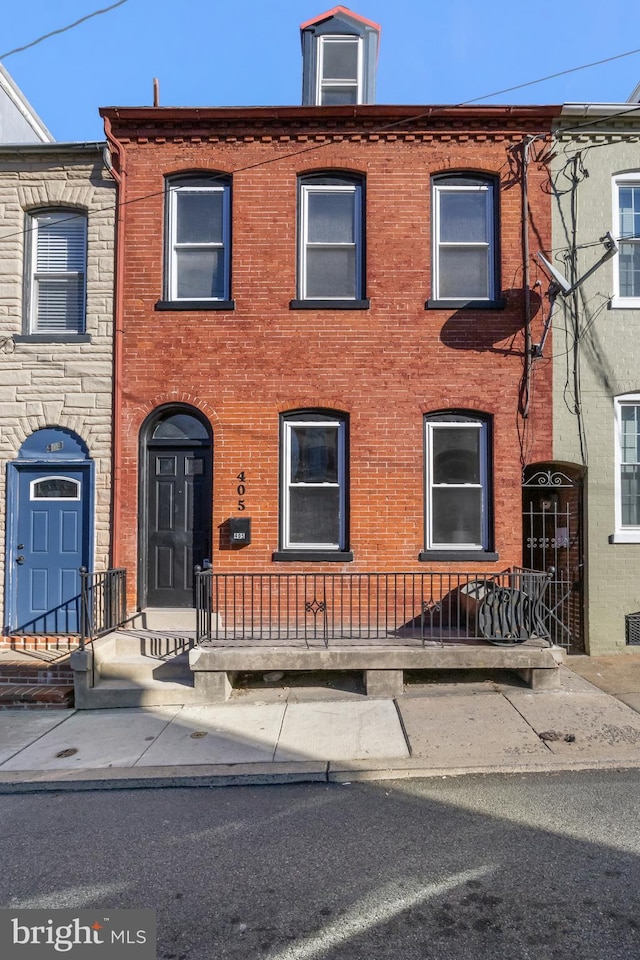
xmin=2 ymin=769 xmax=639 ymax=959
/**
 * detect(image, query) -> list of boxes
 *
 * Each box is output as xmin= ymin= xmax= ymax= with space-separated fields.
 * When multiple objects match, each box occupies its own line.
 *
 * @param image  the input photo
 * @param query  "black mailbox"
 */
xmin=229 ymin=517 xmax=251 ymax=547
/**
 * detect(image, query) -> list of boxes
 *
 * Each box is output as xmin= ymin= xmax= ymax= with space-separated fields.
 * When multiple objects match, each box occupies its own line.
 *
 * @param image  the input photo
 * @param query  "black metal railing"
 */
xmin=194 ymin=568 xmax=555 ymax=648
xmin=79 ymin=567 xmax=127 ymax=649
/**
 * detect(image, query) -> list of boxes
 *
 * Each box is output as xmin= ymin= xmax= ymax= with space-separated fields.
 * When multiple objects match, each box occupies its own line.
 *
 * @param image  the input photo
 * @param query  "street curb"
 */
xmin=1 ymin=756 xmax=640 ymax=793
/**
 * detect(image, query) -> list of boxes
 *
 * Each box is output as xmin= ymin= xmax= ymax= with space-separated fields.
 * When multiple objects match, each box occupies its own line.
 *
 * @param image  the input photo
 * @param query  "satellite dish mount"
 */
xmin=532 ymin=232 xmax=618 ymax=359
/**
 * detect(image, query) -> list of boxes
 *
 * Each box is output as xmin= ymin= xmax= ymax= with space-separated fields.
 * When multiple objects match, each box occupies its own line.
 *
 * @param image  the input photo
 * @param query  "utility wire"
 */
xmin=0 ymin=0 xmax=129 ymax=61
xmin=461 ymin=47 xmax=640 ymax=106
xmin=4 ymin=34 xmax=640 ymax=244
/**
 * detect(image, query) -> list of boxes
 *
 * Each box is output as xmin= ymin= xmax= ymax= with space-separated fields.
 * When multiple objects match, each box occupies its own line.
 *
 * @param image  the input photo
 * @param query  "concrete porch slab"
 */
xmin=274 ymin=700 xmax=409 ymax=761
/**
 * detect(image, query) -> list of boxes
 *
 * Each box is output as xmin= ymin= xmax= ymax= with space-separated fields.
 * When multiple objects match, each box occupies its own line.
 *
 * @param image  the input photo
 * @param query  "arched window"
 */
xmin=431 ymin=174 xmax=499 ymax=304
xmin=26 ymin=209 xmax=87 ymax=333
xmin=165 ymin=174 xmax=231 ymax=303
xmin=296 ymin=174 xmax=365 ymax=304
xmin=424 ymin=412 xmax=492 ymax=553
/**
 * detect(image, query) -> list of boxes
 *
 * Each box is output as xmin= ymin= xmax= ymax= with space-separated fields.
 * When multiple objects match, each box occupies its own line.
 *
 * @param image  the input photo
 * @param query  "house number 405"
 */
xmin=236 ymin=472 xmax=247 ymax=511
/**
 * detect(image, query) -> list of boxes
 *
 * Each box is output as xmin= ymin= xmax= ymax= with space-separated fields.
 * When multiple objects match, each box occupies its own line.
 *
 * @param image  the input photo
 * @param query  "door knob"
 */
xmin=16 ymin=556 xmax=25 ymax=564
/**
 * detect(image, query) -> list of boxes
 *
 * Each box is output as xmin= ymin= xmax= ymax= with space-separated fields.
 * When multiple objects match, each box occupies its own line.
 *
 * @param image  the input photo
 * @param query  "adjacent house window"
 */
xmin=424 ymin=413 xmax=491 ymax=552
xmin=297 ymin=174 xmax=364 ymax=302
xmin=166 ymin=176 xmax=231 ymax=302
xmin=316 ymin=35 xmax=362 ymax=105
xmin=280 ymin=412 xmax=348 ymax=552
xmin=613 ymin=177 xmax=640 ymax=305
xmin=431 ymin=175 xmax=498 ymax=303
xmin=614 ymin=396 xmax=640 ymax=541
xmin=27 ymin=209 xmax=87 ymax=334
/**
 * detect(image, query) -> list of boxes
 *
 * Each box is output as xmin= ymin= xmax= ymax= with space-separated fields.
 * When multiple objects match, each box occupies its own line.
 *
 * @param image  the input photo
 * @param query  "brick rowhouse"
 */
xmin=100 ymin=103 xmax=556 ymax=613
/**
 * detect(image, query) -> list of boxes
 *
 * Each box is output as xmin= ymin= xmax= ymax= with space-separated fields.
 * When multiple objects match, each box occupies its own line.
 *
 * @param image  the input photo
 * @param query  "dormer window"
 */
xmin=300 ymin=7 xmax=380 ymax=107
xmin=317 ymin=35 xmax=362 ymax=105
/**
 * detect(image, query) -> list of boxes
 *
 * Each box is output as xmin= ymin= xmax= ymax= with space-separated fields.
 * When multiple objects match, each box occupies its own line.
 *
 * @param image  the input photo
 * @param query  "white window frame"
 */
xmin=30 ymin=476 xmax=81 ymax=501
xmin=299 ymin=180 xmax=362 ymax=300
xmin=424 ymin=415 xmax=489 ymax=551
xmin=28 ymin=209 xmax=87 ymax=334
xmin=613 ymin=395 xmax=640 ymax=541
xmin=432 ymin=178 xmax=495 ymax=302
xmin=167 ymin=179 xmax=230 ymax=301
xmin=316 ymin=35 xmax=363 ymax=106
xmin=282 ymin=415 xmax=346 ymax=551
xmin=611 ymin=173 xmax=640 ymax=308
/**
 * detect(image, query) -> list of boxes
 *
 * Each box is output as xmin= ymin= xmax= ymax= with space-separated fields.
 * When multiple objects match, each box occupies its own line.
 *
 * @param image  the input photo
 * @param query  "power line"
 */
xmin=0 ymin=0 xmax=129 ymax=61
xmin=4 ymin=35 xmax=640 ymax=245
xmin=460 ymin=47 xmax=640 ymax=106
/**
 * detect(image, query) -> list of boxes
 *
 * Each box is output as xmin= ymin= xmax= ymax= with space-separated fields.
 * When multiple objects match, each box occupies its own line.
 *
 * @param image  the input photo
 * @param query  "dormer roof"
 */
xmin=300 ymin=6 xmax=381 ymax=34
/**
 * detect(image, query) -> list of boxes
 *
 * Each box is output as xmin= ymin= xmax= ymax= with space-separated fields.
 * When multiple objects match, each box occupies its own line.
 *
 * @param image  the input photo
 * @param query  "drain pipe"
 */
xmin=521 ymin=136 xmax=533 ymax=420
xmin=103 ymin=116 xmax=126 ymax=572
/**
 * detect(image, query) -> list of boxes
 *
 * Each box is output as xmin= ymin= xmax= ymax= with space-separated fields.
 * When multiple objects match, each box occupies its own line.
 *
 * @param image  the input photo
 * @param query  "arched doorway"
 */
xmin=140 ymin=407 xmax=213 ymax=608
xmin=5 ymin=427 xmax=93 ymax=634
xmin=522 ymin=462 xmax=584 ymax=653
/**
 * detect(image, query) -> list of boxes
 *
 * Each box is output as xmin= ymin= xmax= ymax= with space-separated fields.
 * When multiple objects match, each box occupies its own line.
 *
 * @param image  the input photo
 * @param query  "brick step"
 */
xmin=0 ymin=661 xmax=74 ymax=685
xmin=0 ymin=682 xmax=74 ymax=709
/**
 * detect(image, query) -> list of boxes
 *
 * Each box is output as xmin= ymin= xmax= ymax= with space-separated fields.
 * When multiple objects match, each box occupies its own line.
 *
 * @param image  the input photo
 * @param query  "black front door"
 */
xmin=146 ymin=442 xmax=212 ymax=607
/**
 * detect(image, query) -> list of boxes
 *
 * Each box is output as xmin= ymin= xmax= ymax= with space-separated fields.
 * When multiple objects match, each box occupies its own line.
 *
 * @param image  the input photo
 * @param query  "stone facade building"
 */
xmin=0 ymin=143 xmax=115 ymax=641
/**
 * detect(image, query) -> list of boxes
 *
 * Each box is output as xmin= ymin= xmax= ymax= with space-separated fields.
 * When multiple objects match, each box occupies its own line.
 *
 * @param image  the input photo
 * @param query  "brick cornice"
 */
xmin=101 ymin=104 xmax=558 ymax=144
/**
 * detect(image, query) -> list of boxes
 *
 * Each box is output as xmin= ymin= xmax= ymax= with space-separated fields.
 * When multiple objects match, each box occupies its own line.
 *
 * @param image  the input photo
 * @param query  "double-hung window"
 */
xmin=431 ymin=175 xmax=498 ymax=304
xmin=316 ymin=35 xmax=362 ymax=105
xmin=280 ymin=412 xmax=347 ymax=553
xmin=424 ymin=413 xmax=491 ymax=552
xmin=614 ymin=396 xmax=640 ymax=541
xmin=166 ymin=176 xmax=231 ymax=303
xmin=297 ymin=174 xmax=364 ymax=303
xmin=27 ymin=210 xmax=87 ymax=334
xmin=613 ymin=176 xmax=640 ymax=306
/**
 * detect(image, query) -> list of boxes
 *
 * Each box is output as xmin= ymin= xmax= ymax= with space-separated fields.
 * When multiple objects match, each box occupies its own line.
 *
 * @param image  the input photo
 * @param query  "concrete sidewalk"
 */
xmin=2 ymin=660 xmax=640 ymax=791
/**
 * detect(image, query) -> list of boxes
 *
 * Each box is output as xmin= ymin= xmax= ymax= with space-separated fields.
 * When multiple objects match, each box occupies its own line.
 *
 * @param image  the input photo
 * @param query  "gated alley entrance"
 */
xmin=522 ymin=462 xmax=584 ymax=653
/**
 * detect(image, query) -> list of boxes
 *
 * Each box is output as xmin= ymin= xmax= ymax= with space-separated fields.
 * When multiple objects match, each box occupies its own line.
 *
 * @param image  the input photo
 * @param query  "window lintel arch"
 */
xmin=141 ymin=404 xmax=212 ymax=446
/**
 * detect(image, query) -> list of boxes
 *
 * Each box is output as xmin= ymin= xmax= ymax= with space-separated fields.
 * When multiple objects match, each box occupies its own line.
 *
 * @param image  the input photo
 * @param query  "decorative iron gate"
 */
xmin=522 ymin=464 xmax=584 ymax=653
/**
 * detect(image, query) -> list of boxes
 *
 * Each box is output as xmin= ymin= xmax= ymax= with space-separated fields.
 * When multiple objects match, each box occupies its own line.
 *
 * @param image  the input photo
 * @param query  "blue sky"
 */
xmin=3 ymin=0 xmax=640 ymax=142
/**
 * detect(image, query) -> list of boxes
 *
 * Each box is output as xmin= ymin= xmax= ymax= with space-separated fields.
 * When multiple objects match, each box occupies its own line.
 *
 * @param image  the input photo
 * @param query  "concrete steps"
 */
xmin=72 ymin=623 xmax=212 ymax=708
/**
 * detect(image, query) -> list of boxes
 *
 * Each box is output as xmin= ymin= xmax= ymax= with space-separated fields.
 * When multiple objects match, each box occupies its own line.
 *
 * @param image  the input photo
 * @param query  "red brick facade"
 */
xmin=102 ymin=105 xmax=555 ymax=612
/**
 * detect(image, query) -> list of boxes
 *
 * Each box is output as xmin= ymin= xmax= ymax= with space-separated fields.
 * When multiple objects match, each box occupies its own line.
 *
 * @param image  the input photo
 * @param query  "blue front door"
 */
xmin=14 ymin=466 xmax=89 ymax=633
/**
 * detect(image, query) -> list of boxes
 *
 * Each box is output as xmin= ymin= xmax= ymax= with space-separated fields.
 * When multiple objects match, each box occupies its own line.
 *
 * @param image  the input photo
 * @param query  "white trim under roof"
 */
xmin=560 ymin=102 xmax=640 ymax=117
xmin=0 ymin=63 xmax=54 ymax=143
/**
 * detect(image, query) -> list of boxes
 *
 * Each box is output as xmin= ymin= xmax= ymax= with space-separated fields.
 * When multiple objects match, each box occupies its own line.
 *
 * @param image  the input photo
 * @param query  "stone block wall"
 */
xmin=0 ymin=147 xmax=115 ymax=633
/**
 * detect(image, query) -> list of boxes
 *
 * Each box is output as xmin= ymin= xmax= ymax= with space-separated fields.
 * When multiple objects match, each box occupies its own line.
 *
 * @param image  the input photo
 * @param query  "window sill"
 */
xmin=419 ymin=550 xmax=499 ymax=562
xmin=289 ymin=299 xmax=370 ymax=310
xmin=13 ymin=334 xmax=92 ymax=344
xmin=609 ymin=297 xmax=640 ymax=310
xmin=608 ymin=533 xmax=640 ymax=544
xmin=155 ymin=300 xmax=236 ymax=311
xmin=272 ymin=550 xmax=354 ymax=562
xmin=425 ymin=299 xmax=506 ymax=311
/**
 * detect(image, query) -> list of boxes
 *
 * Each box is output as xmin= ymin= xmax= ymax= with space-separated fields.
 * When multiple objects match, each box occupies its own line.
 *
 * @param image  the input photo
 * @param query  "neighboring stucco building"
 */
xmin=100 ymin=6 xmax=555 ymax=622
xmin=0 ymin=141 xmax=115 ymax=640
xmin=550 ymin=100 xmax=640 ymax=654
